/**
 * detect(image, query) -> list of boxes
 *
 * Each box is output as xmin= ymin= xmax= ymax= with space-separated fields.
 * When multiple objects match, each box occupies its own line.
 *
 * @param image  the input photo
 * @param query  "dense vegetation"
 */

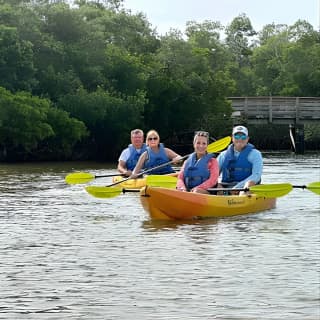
xmin=0 ymin=0 xmax=319 ymax=161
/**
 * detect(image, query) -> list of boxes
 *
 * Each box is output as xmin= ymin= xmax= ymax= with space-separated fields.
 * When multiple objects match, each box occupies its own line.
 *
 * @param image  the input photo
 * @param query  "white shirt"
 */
xmin=118 ymin=147 xmax=143 ymax=162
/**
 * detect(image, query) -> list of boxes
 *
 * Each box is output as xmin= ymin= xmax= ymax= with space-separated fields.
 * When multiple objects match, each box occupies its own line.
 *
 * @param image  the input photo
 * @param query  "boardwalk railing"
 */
xmin=229 ymin=97 xmax=320 ymax=124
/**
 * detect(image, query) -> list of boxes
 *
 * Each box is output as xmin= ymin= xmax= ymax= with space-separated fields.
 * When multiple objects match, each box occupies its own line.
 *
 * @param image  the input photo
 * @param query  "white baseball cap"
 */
xmin=232 ymin=125 xmax=248 ymax=136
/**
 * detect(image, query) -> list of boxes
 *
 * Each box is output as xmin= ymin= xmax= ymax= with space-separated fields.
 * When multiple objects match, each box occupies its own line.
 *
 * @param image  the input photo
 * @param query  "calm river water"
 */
xmin=0 ymin=153 xmax=319 ymax=320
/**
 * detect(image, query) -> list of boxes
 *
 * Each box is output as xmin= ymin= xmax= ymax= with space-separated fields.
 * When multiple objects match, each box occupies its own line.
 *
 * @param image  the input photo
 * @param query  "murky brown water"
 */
xmin=0 ymin=154 xmax=319 ymax=319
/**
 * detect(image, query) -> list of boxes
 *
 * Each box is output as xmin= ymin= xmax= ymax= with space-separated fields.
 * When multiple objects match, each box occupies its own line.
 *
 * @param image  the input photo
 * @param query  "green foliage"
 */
xmin=0 ymin=87 xmax=54 ymax=152
xmin=225 ymin=13 xmax=257 ymax=66
xmin=252 ymin=21 xmax=320 ymax=96
xmin=39 ymin=2 xmax=86 ymax=43
xmin=0 ymin=1 xmax=318 ymax=160
xmin=305 ymin=124 xmax=320 ymax=149
xmin=280 ymin=35 xmax=320 ymax=96
xmin=43 ymin=106 xmax=88 ymax=158
xmin=0 ymin=86 xmax=88 ymax=160
xmin=142 ymin=30 xmax=235 ymax=140
xmin=186 ymin=20 xmax=223 ymax=49
xmin=57 ymin=87 xmax=146 ymax=159
xmin=102 ymin=45 xmax=149 ymax=95
xmin=0 ymin=25 xmax=36 ymax=91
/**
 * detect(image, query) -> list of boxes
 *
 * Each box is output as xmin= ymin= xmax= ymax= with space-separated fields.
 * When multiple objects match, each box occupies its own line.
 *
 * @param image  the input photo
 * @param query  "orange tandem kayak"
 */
xmin=140 ymin=186 xmax=276 ymax=220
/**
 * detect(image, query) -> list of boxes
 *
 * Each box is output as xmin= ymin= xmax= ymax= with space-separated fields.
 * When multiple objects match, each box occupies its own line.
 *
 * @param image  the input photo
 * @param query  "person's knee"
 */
xmin=244 ymin=180 xmax=255 ymax=188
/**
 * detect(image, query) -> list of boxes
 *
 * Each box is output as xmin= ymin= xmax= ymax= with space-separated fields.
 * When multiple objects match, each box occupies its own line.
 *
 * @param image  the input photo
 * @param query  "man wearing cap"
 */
xmin=217 ymin=125 xmax=263 ymax=191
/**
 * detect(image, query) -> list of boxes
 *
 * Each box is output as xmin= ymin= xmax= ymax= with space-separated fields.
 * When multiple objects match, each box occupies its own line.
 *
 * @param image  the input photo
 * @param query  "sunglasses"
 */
xmin=148 ymin=137 xmax=158 ymax=141
xmin=233 ymin=134 xmax=247 ymax=140
xmin=195 ymin=131 xmax=209 ymax=138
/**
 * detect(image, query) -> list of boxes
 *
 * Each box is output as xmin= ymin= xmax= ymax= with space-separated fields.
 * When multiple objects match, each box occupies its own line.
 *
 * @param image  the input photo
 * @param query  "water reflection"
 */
xmin=0 ymin=154 xmax=319 ymax=319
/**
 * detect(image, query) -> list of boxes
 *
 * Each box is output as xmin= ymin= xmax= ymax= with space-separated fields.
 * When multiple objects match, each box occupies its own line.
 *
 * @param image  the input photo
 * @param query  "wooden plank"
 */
xmin=229 ymin=96 xmax=320 ymax=124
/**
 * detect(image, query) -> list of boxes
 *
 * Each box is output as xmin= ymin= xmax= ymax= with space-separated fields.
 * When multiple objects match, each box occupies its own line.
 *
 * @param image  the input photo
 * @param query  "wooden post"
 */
xmin=295 ymin=97 xmax=299 ymax=123
xmin=244 ymin=97 xmax=248 ymax=115
xmin=289 ymin=124 xmax=296 ymax=152
xmin=295 ymin=124 xmax=305 ymax=154
xmin=289 ymin=124 xmax=305 ymax=154
xmin=269 ymin=96 xmax=273 ymax=123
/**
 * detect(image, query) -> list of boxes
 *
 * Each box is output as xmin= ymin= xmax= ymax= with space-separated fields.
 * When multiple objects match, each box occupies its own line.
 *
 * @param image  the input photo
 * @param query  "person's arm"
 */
xmin=117 ymin=160 xmax=131 ymax=176
xmin=233 ymin=149 xmax=263 ymax=189
xmin=130 ymin=151 xmax=147 ymax=179
xmin=216 ymin=151 xmax=226 ymax=184
xmin=117 ymin=149 xmax=131 ymax=175
xmin=176 ymin=161 xmax=187 ymax=191
xmin=216 ymin=151 xmax=225 ymax=173
xmin=192 ymin=158 xmax=219 ymax=191
xmin=165 ymin=148 xmax=182 ymax=163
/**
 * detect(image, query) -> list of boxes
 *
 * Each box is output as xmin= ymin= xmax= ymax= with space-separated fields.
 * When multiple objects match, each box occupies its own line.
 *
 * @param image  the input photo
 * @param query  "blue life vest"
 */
xmin=183 ymin=153 xmax=214 ymax=190
xmin=126 ymin=143 xmax=147 ymax=171
xmin=221 ymin=143 xmax=254 ymax=183
xmin=145 ymin=143 xmax=175 ymax=174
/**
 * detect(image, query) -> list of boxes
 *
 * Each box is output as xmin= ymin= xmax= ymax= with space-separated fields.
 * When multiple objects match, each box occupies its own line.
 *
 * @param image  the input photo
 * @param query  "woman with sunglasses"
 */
xmin=130 ymin=129 xmax=181 ymax=177
xmin=217 ymin=126 xmax=263 ymax=192
xmin=176 ymin=131 xmax=219 ymax=194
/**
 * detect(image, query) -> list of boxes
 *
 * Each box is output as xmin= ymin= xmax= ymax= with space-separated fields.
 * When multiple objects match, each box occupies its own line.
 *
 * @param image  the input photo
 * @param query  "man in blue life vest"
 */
xmin=217 ymin=125 xmax=263 ymax=192
xmin=117 ymin=129 xmax=147 ymax=177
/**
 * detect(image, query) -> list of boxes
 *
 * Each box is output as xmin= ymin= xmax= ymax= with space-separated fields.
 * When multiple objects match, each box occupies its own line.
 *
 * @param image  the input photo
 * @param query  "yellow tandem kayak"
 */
xmin=112 ymin=175 xmax=147 ymax=189
xmin=140 ymin=186 xmax=276 ymax=220
xmin=112 ymin=174 xmax=178 ymax=189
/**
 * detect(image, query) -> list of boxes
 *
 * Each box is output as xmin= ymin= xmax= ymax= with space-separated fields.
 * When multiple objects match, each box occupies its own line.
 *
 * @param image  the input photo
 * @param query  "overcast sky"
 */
xmin=123 ymin=0 xmax=319 ymax=34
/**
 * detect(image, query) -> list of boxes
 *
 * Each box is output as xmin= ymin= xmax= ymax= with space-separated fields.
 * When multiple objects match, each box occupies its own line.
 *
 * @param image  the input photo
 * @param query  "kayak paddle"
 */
xmin=208 ymin=181 xmax=320 ymax=198
xmin=84 ymin=136 xmax=231 ymax=198
xmin=84 ymin=175 xmax=178 ymax=198
xmin=206 ymin=136 xmax=231 ymax=154
xmin=65 ymin=172 xmax=125 ymax=185
xmin=68 ymin=136 xmax=230 ymax=186
xmin=85 ymin=186 xmax=140 ymax=198
xmin=100 ymin=136 xmax=231 ymax=189
xmin=291 ymin=181 xmax=320 ymax=195
xmin=86 ymin=181 xmax=320 ymax=199
xmin=66 ymin=136 xmax=231 ymax=185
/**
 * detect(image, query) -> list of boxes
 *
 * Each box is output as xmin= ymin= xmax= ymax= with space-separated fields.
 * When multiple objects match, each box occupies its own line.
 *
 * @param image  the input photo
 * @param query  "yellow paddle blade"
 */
xmin=250 ymin=183 xmax=293 ymax=198
xmin=207 ymin=136 xmax=231 ymax=153
xmin=85 ymin=186 xmax=122 ymax=198
xmin=306 ymin=182 xmax=320 ymax=195
xmin=146 ymin=175 xmax=178 ymax=188
xmin=112 ymin=176 xmax=146 ymax=189
xmin=65 ymin=172 xmax=95 ymax=184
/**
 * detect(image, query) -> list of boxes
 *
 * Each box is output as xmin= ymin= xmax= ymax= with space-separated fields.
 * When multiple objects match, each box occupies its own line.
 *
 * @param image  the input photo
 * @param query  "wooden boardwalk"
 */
xmin=230 ymin=97 xmax=320 ymax=124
